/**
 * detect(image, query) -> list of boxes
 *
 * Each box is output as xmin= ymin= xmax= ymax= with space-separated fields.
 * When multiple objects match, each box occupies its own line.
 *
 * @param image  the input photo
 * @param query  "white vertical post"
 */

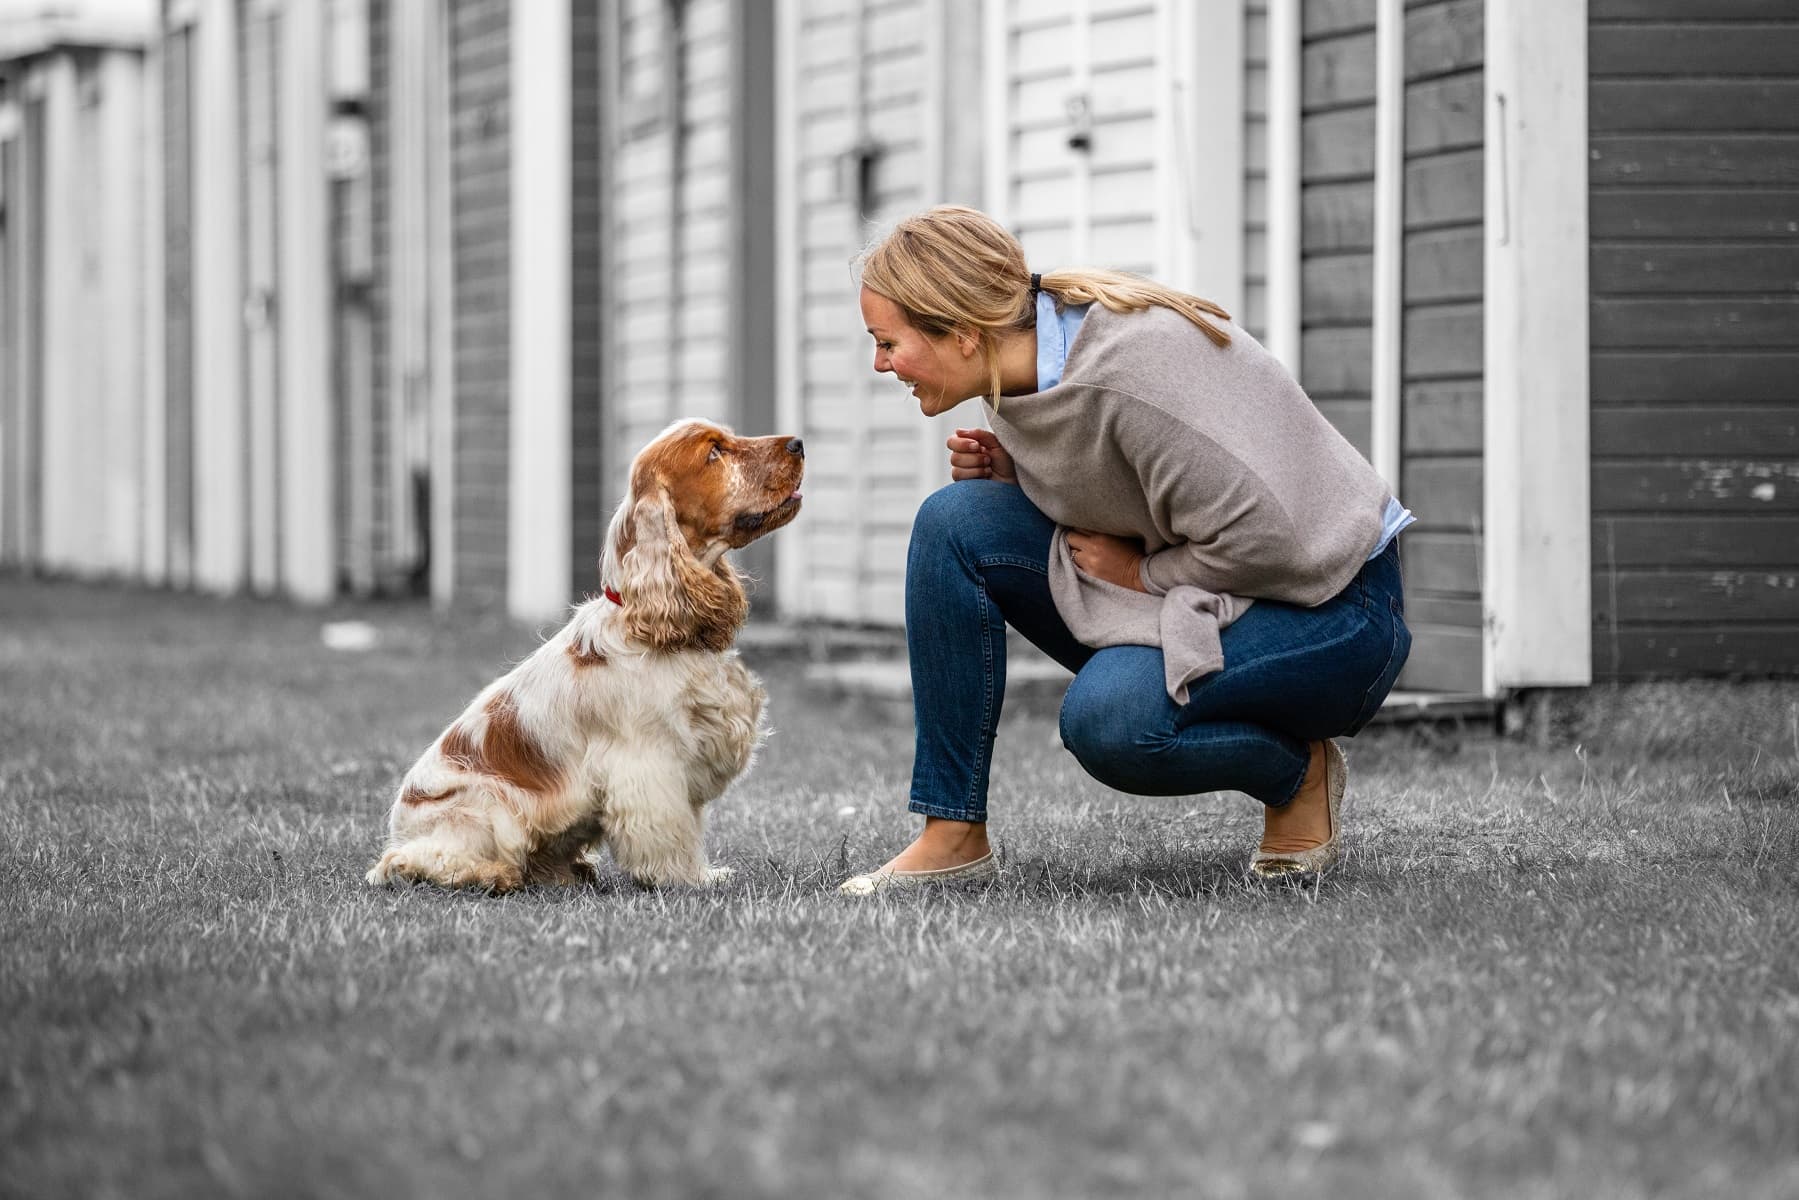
xmin=192 ymin=0 xmax=245 ymax=592
xmin=508 ymin=0 xmax=572 ymax=620
xmin=1484 ymin=0 xmax=1590 ymax=690
xmin=246 ymin=13 xmax=280 ymax=593
xmin=279 ymin=0 xmax=335 ymax=603
xmin=774 ymin=0 xmax=804 ymax=618
xmin=100 ymin=51 xmax=146 ymax=576
xmin=1370 ymin=0 xmax=1403 ymax=491
xmin=1263 ymin=0 xmax=1301 ymax=373
xmin=37 ymin=57 xmax=79 ymax=571
xmin=427 ymin=0 xmax=455 ymax=609
xmin=1167 ymin=0 xmax=1243 ymax=312
xmin=142 ymin=33 xmax=169 ymax=584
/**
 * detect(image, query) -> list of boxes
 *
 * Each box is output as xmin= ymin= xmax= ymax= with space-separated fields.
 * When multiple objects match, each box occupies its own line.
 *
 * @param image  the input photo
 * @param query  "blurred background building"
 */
xmin=1 ymin=0 xmax=1794 ymax=698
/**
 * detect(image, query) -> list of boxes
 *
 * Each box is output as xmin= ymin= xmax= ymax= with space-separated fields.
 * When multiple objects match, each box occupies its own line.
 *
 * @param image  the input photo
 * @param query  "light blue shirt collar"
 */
xmin=1034 ymin=290 xmax=1089 ymax=392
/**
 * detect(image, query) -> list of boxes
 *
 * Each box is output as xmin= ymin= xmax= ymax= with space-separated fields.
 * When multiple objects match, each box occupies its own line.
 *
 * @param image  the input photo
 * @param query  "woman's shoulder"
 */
xmin=1065 ymin=302 xmax=1264 ymax=393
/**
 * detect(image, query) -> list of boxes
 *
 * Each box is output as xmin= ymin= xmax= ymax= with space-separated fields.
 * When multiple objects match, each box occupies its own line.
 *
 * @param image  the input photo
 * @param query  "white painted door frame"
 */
xmin=1262 ymin=0 xmax=1301 ymax=374
xmin=192 ymin=0 xmax=245 ymax=593
xmin=279 ymin=0 xmax=335 ymax=604
xmin=1483 ymin=0 xmax=1591 ymax=690
xmin=508 ymin=0 xmax=572 ymax=620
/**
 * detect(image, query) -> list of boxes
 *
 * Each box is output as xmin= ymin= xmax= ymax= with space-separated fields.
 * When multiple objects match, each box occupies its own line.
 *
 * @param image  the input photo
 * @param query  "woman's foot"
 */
xmin=1249 ymin=740 xmax=1346 ymax=879
xmin=839 ymin=817 xmax=997 ymax=895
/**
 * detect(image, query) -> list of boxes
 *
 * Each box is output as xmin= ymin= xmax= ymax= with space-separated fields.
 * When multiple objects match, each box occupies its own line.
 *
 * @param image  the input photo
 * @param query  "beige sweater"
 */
xmin=985 ymin=303 xmax=1390 ymax=702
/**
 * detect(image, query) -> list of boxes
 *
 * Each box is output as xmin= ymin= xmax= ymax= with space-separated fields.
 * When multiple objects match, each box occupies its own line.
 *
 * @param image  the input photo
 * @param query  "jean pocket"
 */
xmin=1348 ymin=602 xmax=1412 ymax=734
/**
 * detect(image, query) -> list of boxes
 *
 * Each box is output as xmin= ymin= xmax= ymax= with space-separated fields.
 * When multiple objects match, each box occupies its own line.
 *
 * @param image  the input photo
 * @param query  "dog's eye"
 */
xmin=706 ymin=444 xmax=724 ymax=463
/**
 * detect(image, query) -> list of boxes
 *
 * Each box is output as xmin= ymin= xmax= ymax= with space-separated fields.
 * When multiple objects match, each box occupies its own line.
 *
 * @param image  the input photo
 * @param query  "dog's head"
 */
xmin=601 ymin=419 xmax=805 ymax=651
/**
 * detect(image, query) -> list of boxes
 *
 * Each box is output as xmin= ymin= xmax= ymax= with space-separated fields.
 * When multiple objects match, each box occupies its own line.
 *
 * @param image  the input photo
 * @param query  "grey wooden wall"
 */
xmin=448 ymin=0 xmax=511 ymax=609
xmin=570 ymin=0 xmax=607 ymax=595
xmin=163 ymin=28 xmax=194 ymax=584
xmin=1244 ymin=0 xmax=1269 ymax=341
xmin=1588 ymin=0 xmax=1799 ymax=677
xmin=368 ymin=0 xmax=395 ymax=590
xmin=1299 ymin=0 xmax=1375 ymax=458
xmin=1397 ymin=0 xmax=1483 ymax=693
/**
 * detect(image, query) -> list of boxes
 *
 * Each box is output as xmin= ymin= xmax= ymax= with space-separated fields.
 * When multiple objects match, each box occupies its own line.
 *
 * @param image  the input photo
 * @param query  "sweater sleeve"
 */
xmin=1109 ymin=402 xmax=1267 ymax=598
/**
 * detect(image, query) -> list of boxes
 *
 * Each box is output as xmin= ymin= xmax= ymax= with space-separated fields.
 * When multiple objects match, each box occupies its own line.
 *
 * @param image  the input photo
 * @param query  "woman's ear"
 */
xmin=615 ymin=486 xmax=747 ymax=651
xmin=956 ymin=329 xmax=980 ymax=358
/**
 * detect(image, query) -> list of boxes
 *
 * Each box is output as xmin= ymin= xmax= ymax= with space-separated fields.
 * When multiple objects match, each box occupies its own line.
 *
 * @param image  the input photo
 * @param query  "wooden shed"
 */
xmin=775 ymin=0 xmax=1796 ymax=689
xmin=0 ymin=5 xmax=164 ymax=585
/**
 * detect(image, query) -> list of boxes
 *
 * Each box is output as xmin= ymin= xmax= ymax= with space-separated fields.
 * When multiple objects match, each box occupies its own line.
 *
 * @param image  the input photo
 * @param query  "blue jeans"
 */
xmin=905 ymin=480 xmax=1412 ymax=821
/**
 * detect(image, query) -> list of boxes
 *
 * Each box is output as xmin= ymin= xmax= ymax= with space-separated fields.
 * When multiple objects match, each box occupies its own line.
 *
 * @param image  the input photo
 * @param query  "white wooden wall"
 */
xmin=0 ymin=8 xmax=336 ymax=600
xmin=777 ymin=0 xmax=963 ymax=625
xmin=608 ymin=0 xmax=735 ymax=498
xmin=983 ymin=0 xmax=1245 ymax=314
xmin=27 ymin=50 xmax=150 ymax=581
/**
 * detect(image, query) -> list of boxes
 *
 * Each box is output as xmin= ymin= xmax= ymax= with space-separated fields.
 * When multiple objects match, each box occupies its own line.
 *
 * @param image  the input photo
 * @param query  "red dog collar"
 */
xmin=603 ymin=586 xmax=623 ymax=606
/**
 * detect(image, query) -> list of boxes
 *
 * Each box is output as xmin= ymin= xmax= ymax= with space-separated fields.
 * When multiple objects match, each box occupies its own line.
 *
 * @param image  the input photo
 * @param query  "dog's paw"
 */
xmin=365 ymin=852 xmax=407 ymax=887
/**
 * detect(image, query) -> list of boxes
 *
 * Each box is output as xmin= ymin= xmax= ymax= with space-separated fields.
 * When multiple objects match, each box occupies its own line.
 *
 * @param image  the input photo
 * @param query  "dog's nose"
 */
xmin=786 ymin=437 xmax=804 ymax=458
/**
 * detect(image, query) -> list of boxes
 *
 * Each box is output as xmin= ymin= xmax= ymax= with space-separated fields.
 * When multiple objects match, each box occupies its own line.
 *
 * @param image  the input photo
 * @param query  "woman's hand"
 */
xmin=1067 ymin=530 xmax=1148 ymax=592
xmin=947 ymin=428 xmax=1017 ymax=484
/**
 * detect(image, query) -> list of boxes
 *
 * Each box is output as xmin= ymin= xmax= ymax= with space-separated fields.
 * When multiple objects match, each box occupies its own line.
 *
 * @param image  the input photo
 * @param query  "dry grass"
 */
xmin=2 ymin=575 xmax=1796 ymax=1199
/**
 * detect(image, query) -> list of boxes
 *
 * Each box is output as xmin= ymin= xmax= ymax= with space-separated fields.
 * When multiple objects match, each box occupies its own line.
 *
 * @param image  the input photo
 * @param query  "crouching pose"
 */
xmin=367 ymin=420 xmax=804 ymax=893
xmin=841 ymin=206 xmax=1414 ymax=893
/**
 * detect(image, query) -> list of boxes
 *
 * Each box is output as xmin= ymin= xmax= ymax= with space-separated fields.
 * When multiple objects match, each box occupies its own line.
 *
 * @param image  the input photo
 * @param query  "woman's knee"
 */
xmin=1059 ymin=666 xmax=1174 ymax=791
xmin=910 ymin=479 xmax=1022 ymax=553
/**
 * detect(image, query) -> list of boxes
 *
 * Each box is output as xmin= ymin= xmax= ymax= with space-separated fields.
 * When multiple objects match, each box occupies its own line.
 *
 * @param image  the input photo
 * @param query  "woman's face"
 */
xmin=860 ymin=287 xmax=981 ymax=418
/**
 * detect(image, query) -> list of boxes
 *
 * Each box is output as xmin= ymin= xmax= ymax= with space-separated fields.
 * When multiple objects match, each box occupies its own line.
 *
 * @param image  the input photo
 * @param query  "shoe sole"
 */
xmin=838 ymin=852 xmax=999 ymax=896
xmin=1249 ymin=739 xmax=1346 ymax=880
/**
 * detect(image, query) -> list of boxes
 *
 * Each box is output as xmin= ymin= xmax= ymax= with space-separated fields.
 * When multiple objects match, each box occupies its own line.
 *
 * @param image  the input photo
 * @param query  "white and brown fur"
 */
xmin=366 ymin=419 xmax=804 ymax=893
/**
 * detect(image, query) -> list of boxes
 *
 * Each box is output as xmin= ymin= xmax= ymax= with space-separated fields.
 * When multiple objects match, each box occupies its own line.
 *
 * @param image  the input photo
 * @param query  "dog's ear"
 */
xmin=613 ymin=485 xmax=747 ymax=651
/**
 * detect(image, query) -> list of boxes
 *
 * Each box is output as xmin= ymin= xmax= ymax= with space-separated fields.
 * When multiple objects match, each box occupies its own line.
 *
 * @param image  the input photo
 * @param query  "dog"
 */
xmin=365 ymin=419 xmax=804 ymax=893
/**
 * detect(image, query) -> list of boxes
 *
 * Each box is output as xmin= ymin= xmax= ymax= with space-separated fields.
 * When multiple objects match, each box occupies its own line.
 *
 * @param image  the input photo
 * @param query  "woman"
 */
xmin=839 ymin=205 xmax=1412 ymax=895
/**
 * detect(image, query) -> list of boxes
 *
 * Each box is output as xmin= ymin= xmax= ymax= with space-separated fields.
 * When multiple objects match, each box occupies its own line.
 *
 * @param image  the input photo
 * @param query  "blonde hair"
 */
xmin=856 ymin=205 xmax=1232 ymax=406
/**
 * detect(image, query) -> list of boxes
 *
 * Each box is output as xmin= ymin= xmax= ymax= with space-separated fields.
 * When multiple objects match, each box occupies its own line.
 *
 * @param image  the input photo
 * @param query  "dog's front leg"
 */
xmin=602 ymin=763 xmax=726 ymax=888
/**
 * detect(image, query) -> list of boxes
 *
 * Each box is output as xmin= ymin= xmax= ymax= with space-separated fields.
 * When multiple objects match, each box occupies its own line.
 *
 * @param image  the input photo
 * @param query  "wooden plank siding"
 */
xmin=570 ymin=0 xmax=606 ymax=596
xmin=1245 ymin=0 xmax=1268 ymax=339
xmin=365 ymin=0 xmax=392 ymax=593
xmin=788 ymin=0 xmax=940 ymax=624
xmin=606 ymin=0 xmax=734 ymax=498
xmin=1588 ymin=0 xmax=1799 ymax=678
xmin=1391 ymin=0 xmax=1484 ymax=693
xmin=448 ymin=0 xmax=510 ymax=608
xmin=163 ymin=29 xmax=195 ymax=584
xmin=1299 ymin=0 xmax=1376 ymax=456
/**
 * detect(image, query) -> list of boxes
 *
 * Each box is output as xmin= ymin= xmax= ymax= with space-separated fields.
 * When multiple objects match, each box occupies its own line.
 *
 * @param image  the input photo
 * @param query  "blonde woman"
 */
xmin=839 ymin=205 xmax=1413 ymax=894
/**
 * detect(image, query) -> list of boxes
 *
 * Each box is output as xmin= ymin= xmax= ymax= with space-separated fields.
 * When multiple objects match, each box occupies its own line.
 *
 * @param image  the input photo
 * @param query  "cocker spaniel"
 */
xmin=366 ymin=419 xmax=804 ymax=893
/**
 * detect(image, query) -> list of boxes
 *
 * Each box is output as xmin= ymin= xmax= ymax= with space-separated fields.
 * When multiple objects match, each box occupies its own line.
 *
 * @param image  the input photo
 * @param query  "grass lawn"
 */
xmin=2 ymin=573 xmax=1796 ymax=1199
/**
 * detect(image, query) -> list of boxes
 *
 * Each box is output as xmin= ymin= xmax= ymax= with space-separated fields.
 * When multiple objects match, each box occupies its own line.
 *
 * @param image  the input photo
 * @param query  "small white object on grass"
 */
xmin=321 ymin=620 xmax=379 ymax=651
xmin=836 ymin=805 xmax=858 ymax=818
xmin=1294 ymin=1121 xmax=1340 ymax=1151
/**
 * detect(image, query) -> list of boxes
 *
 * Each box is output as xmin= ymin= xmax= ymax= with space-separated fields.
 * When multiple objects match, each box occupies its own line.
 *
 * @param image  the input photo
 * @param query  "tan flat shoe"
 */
xmin=838 ymin=850 xmax=999 ymax=896
xmin=1250 ymin=739 xmax=1346 ymax=880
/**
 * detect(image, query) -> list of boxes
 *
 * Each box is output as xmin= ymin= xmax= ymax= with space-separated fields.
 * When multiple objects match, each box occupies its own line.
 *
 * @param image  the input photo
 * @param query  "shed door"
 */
xmin=783 ymin=0 xmax=968 ymax=624
xmin=984 ymin=0 xmax=1243 ymax=308
xmin=608 ymin=0 xmax=737 ymax=492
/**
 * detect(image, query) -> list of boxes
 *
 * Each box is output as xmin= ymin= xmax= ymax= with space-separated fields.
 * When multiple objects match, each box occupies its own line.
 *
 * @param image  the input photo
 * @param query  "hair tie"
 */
xmin=1029 ymin=272 xmax=1041 ymax=296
